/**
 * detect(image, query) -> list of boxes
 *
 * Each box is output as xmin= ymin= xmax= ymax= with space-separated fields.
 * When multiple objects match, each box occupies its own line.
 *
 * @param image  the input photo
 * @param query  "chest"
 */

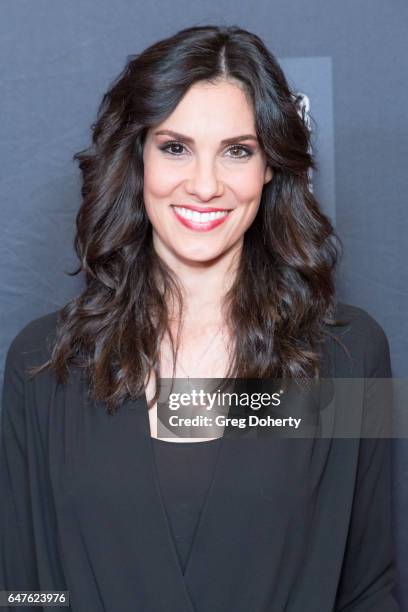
xmin=35 ymin=372 xmax=362 ymax=612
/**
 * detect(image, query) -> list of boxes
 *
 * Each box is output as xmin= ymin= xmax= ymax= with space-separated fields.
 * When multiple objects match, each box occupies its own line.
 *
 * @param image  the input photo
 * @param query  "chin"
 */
xmin=175 ymin=248 xmax=223 ymax=265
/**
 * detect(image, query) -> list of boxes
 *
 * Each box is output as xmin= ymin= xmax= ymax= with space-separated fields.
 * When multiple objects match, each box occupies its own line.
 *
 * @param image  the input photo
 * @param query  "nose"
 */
xmin=185 ymin=156 xmax=224 ymax=201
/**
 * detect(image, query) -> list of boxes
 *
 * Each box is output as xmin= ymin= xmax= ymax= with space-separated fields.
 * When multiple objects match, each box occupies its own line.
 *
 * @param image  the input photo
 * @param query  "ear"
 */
xmin=264 ymin=165 xmax=273 ymax=184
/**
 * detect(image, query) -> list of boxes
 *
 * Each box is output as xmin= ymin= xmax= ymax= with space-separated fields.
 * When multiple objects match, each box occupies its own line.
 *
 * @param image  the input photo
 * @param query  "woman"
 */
xmin=0 ymin=24 xmax=399 ymax=611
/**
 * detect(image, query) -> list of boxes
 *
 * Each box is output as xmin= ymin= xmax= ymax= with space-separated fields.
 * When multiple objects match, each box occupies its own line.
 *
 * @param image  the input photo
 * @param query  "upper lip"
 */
xmin=173 ymin=204 xmax=231 ymax=213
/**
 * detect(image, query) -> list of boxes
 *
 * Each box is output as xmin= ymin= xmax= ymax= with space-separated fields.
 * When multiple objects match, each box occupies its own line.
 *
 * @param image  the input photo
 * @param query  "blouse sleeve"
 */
xmin=0 ymin=334 xmax=40 ymax=599
xmin=334 ymin=316 xmax=400 ymax=611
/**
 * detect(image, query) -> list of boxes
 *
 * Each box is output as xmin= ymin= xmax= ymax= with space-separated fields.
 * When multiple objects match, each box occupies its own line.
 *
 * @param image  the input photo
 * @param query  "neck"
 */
xmin=154 ymin=237 xmax=243 ymax=325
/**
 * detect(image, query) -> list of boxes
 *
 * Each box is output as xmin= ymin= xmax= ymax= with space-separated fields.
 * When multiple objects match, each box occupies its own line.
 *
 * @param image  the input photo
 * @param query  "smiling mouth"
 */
xmin=173 ymin=206 xmax=230 ymax=222
xmin=171 ymin=205 xmax=231 ymax=232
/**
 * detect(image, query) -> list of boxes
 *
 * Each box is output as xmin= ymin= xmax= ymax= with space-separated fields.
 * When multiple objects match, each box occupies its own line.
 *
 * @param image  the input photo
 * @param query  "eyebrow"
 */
xmin=153 ymin=129 xmax=258 ymax=145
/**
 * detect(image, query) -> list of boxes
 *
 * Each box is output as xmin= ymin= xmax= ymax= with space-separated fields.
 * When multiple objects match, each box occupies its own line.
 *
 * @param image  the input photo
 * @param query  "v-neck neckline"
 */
xmin=140 ymin=390 xmax=227 ymax=580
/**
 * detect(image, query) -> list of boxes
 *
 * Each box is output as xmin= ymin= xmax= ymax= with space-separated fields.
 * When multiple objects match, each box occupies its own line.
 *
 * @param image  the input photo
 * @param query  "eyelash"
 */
xmin=158 ymin=140 xmax=254 ymax=159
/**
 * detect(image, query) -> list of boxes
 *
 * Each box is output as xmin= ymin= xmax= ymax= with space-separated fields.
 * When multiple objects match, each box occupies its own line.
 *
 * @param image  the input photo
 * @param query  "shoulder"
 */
xmin=4 ymin=309 xmax=60 ymax=373
xmin=324 ymin=301 xmax=391 ymax=377
xmin=2 ymin=310 xmax=61 ymax=430
xmin=2 ymin=311 xmax=63 ymax=453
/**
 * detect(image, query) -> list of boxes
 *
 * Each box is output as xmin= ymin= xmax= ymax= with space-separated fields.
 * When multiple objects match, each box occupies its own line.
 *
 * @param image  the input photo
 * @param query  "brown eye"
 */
xmin=227 ymin=145 xmax=253 ymax=159
xmin=159 ymin=141 xmax=186 ymax=155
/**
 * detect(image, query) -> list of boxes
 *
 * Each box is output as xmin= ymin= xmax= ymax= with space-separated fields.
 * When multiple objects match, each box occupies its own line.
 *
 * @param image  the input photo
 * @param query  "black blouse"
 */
xmin=0 ymin=302 xmax=400 ymax=611
xmin=151 ymin=437 xmax=221 ymax=574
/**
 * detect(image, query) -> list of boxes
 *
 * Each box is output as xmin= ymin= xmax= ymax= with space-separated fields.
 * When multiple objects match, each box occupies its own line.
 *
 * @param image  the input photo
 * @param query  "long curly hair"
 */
xmin=29 ymin=24 xmax=347 ymax=414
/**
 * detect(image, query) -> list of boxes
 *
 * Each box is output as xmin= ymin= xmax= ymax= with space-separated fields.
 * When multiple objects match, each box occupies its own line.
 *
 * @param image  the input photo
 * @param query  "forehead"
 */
xmin=154 ymin=80 xmax=256 ymax=139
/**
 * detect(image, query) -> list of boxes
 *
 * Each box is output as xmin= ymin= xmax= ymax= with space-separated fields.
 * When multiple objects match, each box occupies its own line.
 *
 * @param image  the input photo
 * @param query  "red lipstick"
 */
xmin=172 ymin=205 xmax=231 ymax=232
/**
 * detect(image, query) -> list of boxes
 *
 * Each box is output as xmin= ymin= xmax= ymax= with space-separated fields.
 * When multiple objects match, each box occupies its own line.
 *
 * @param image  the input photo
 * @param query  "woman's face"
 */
xmin=142 ymin=79 xmax=273 ymax=267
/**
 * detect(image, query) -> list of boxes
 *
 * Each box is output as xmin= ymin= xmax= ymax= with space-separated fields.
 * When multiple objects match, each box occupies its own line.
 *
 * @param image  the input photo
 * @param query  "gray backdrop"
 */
xmin=1 ymin=0 xmax=407 ymax=607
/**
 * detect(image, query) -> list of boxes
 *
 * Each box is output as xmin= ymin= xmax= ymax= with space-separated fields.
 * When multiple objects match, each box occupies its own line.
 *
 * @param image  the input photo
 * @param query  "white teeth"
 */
xmin=174 ymin=206 xmax=229 ymax=223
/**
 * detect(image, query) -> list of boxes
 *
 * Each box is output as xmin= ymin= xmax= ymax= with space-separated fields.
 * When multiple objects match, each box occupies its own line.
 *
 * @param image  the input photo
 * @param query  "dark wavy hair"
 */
xmin=30 ymin=24 xmax=348 ymax=414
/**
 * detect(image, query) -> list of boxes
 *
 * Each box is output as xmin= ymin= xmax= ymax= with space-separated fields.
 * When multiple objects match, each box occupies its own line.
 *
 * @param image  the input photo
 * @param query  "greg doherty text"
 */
xmin=168 ymin=415 xmax=302 ymax=429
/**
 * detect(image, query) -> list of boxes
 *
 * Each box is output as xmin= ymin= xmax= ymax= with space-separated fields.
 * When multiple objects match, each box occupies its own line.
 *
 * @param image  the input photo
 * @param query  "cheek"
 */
xmin=232 ymin=166 xmax=265 ymax=203
xmin=143 ymin=153 xmax=180 ymax=199
xmin=143 ymin=143 xmax=178 ymax=200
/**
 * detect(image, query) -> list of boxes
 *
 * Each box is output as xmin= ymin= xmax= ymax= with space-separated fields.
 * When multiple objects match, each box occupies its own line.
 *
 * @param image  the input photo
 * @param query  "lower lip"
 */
xmin=172 ymin=208 xmax=230 ymax=232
